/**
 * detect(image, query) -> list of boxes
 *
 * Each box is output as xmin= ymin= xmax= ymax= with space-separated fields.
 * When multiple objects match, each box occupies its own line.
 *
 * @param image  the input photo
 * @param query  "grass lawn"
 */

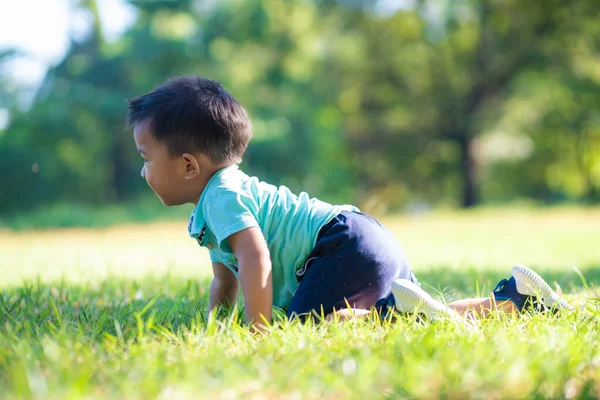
xmin=0 ymin=207 xmax=599 ymax=399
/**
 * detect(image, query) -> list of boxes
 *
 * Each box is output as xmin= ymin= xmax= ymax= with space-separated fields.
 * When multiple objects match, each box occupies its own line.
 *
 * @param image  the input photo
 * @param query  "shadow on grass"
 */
xmin=415 ymin=264 xmax=600 ymax=298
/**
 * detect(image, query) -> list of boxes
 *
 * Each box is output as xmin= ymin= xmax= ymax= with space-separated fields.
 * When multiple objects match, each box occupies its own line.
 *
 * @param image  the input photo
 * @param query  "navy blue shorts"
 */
xmin=287 ymin=211 xmax=418 ymax=319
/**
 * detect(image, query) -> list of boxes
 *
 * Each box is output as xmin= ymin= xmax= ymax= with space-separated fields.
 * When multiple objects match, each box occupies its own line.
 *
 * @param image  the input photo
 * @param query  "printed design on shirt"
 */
xmin=197 ymin=224 xmax=207 ymax=247
xmin=187 ymin=214 xmax=194 ymax=234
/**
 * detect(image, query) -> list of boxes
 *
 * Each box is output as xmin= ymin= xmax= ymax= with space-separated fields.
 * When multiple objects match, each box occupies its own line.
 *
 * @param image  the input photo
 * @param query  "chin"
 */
xmin=159 ymin=198 xmax=175 ymax=207
xmin=159 ymin=197 xmax=184 ymax=207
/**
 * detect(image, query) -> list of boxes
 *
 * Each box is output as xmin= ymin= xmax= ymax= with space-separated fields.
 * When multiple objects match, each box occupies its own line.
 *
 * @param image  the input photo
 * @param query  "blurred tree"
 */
xmin=0 ymin=0 xmax=598 ymax=216
xmin=331 ymin=0 xmax=600 ymax=208
xmin=0 ymin=49 xmax=18 ymax=110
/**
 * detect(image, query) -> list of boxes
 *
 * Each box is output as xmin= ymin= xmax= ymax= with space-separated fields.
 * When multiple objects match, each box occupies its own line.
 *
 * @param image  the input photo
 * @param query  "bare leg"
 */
xmin=448 ymin=297 xmax=517 ymax=318
xmin=326 ymin=308 xmax=371 ymax=321
xmin=325 ymin=298 xmax=518 ymax=321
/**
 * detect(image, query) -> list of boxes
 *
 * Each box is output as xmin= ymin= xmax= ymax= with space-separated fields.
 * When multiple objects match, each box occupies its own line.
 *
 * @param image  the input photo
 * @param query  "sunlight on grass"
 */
xmin=1 ymin=207 xmax=598 ymax=289
xmin=0 ymin=208 xmax=599 ymax=398
xmin=0 ymin=221 xmax=208 ymax=287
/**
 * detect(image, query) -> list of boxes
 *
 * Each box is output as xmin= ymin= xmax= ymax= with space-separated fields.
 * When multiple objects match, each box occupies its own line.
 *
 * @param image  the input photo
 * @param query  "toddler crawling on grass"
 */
xmin=127 ymin=75 xmax=572 ymax=329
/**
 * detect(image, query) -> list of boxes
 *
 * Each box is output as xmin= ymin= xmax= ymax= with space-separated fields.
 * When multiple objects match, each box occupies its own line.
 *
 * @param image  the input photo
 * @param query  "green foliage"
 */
xmin=1 ymin=0 xmax=599 ymax=217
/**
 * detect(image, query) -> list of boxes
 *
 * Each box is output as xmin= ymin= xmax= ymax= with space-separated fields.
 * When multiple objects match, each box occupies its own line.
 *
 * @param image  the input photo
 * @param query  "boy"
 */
xmin=127 ymin=76 xmax=571 ymax=328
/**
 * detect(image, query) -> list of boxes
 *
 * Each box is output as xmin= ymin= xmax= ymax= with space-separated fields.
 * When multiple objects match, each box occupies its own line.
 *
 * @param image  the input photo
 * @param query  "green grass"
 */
xmin=1 ymin=207 xmax=600 ymax=399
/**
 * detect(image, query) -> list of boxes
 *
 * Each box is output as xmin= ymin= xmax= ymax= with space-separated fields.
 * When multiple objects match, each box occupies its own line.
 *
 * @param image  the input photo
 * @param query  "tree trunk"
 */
xmin=584 ymin=181 xmax=600 ymax=204
xmin=458 ymin=135 xmax=478 ymax=208
xmin=109 ymin=129 xmax=129 ymax=202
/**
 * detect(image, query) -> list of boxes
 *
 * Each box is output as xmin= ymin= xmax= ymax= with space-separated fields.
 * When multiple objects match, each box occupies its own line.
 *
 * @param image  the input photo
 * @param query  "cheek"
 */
xmin=143 ymin=165 xmax=157 ymax=186
xmin=144 ymin=165 xmax=167 ymax=192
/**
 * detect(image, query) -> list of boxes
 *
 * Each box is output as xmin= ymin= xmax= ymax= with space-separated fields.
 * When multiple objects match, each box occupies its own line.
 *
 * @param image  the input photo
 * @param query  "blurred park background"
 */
xmin=1 ymin=0 xmax=599 ymax=228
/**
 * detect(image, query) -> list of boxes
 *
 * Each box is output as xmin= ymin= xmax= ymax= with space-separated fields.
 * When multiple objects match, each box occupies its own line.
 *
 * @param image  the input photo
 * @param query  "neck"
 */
xmin=191 ymin=163 xmax=234 ymax=205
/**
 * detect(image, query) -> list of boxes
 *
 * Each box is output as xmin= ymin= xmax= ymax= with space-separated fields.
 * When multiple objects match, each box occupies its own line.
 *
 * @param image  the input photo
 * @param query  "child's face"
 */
xmin=133 ymin=119 xmax=192 ymax=206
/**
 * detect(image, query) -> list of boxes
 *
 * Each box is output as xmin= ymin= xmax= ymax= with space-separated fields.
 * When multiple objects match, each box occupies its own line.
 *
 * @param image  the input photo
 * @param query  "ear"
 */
xmin=181 ymin=153 xmax=201 ymax=180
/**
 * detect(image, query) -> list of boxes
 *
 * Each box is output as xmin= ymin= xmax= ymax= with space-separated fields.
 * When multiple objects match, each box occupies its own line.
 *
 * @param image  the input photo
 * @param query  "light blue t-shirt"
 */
xmin=187 ymin=165 xmax=358 ymax=309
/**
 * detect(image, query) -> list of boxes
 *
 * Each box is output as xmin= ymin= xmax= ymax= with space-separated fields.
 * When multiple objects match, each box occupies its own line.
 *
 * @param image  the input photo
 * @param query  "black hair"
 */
xmin=127 ymin=76 xmax=252 ymax=164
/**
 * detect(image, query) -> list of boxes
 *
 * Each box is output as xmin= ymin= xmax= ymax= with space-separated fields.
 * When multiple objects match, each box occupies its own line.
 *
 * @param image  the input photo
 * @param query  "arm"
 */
xmin=209 ymin=262 xmax=240 ymax=313
xmin=227 ymin=227 xmax=273 ymax=329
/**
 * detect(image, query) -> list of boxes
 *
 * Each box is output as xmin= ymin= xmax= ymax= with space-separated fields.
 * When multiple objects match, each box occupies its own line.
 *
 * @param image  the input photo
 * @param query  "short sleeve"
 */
xmin=209 ymin=250 xmax=220 ymax=263
xmin=203 ymin=187 xmax=260 ymax=248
